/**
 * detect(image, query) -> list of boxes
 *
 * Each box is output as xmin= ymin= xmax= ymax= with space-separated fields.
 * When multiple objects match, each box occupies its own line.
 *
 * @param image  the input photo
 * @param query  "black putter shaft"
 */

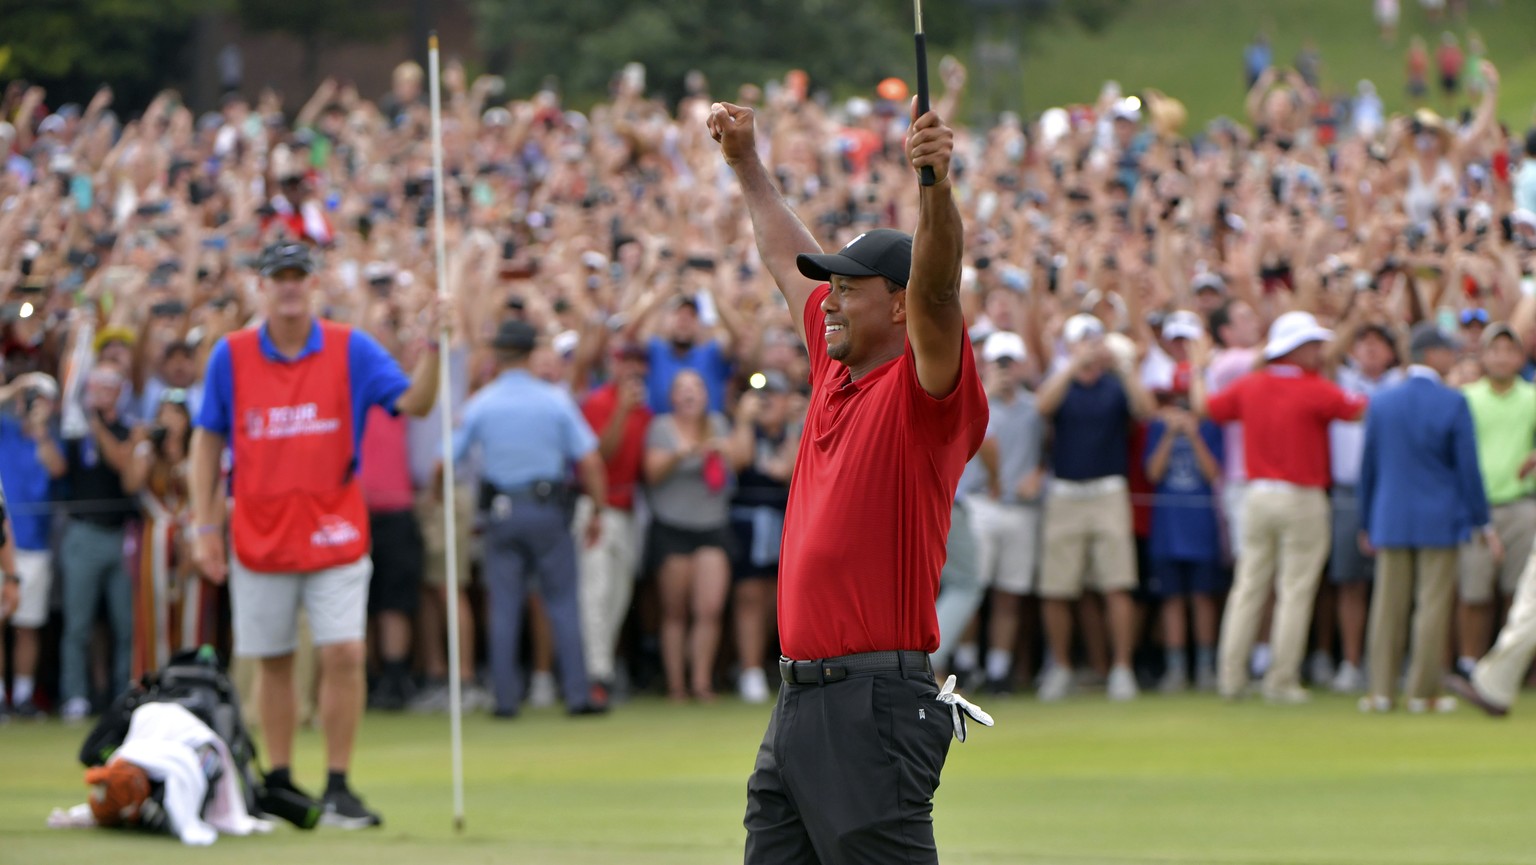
xmin=914 ymin=0 xmax=936 ymax=186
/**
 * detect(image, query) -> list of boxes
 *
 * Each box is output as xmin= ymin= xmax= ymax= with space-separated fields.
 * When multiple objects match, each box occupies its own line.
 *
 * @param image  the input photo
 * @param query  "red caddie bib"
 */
xmin=228 ymin=320 xmax=370 ymax=572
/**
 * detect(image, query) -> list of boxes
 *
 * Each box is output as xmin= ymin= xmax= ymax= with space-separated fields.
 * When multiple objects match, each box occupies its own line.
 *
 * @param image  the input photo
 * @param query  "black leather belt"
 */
xmin=778 ymin=651 xmax=931 ymax=686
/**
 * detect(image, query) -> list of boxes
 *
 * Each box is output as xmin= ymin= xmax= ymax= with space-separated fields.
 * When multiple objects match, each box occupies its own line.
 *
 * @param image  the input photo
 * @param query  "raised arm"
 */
xmin=1455 ymin=61 xmax=1500 ymax=166
xmin=391 ymin=297 xmax=446 ymax=418
xmin=905 ymin=102 xmax=966 ymax=399
xmin=708 ymin=103 xmax=822 ymax=343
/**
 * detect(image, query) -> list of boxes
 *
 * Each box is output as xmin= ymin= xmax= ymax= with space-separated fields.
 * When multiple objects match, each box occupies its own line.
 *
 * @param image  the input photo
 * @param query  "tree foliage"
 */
xmin=470 ymin=0 xmax=1129 ymax=108
xmin=473 ymin=0 xmax=914 ymax=106
xmin=0 ymin=0 xmax=208 ymax=109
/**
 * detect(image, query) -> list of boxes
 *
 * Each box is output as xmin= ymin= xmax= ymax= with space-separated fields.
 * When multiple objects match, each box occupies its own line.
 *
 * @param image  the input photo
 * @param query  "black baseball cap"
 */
xmin=258 ymin=242 xmax=318 ymax=277
xmin=1408 ymin=322 xmax=1460 ymax=359
xmin=492 ymin=319 xmax=539 ymax=353
xmin=796 ymin=228 xmax=914 ymax=288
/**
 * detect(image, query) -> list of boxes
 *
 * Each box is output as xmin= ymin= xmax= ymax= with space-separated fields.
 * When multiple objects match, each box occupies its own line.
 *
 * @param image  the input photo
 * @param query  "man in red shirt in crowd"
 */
xmin=1191 ymin=311 xmax=1367 ymax=704
xmin=577 ymin=342 xmax=653 ymax=699
xmin=711 ymin=95 xmax=988 ymax=864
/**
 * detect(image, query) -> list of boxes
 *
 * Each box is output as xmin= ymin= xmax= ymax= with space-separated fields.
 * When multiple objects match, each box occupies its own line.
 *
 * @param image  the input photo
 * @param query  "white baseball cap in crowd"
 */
xmin=1110 ymin=97 xmax=1142 ymax=123
xmin=1162 ymin=310 xmax=1205 ymax=342
xmin=1191 ymin=271 xmax=1227 ymax=295
xmin=552 ymin=329 xmax=581 ymax=358
xmin=1063 ymin=314 xmax=1106 ymax=345
xmin=1263 ymin=311 xmax=1333 ymax=361
xmin=982 ymin=331 xmax=1027 ymax=364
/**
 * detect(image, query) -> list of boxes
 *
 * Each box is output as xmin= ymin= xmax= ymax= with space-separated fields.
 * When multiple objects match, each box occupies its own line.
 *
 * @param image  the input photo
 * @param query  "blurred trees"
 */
xmin=0 ymin=0 xmax=1132 ymax=119
xmin=470 ymin=0 xmax=1129 ymax=109
xmin=0 ymin=0 xmax=207 ymax=109
xmin=472 ymin=0 xmax=913 ymax=106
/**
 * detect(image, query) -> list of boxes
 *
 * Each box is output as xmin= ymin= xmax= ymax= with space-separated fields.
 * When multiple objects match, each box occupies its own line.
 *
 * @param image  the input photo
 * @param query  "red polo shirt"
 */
xmin=777 ymin=285 xmax=988 ymax=660
xmin=1206 ymin=364 xmax=1366 ymax=489
xmin=580 ymin=382 xmax=652 ymax=511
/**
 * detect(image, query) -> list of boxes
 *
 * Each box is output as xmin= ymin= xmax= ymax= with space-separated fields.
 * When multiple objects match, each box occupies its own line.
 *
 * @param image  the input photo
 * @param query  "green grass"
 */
xmin=1012 ymin=0 xmax=1536 ymax=130
xmin=4 ymin=692 xmax=1536 ymax=864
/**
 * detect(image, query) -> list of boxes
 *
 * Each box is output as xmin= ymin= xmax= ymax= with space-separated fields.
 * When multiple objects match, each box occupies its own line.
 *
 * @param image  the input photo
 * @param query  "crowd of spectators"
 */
xmin=2 ymin=16 xmax=1536 ymax=723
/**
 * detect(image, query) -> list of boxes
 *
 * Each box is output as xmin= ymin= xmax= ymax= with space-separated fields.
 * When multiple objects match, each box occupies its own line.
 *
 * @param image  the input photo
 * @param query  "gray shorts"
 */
xmin=1329 ymin=486 xmax=1374 ymax=584
xmin=229 ymin=554 xmax=372 ymax=658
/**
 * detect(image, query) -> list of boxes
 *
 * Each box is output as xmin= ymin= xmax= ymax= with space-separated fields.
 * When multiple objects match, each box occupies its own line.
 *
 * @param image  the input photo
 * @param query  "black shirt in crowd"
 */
xmin=63 ymin=420 xmax=136 ymax=529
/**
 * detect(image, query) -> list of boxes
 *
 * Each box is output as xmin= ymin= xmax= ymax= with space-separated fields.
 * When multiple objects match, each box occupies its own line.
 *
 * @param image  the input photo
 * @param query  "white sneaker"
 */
xmin=461 ymin=684 xmax=494 ymax=713
xmin=60 ymin=697 xmax=91 ymax=723
xmin=1330 ymin=661 xmax=1365 ymax=693
xmin=1158 ymin=667 xmax=1188 ymax=694
xmin=1195 ymin=665 xmax=1218 ymax=693
xmin=1406 ymin=696 xmax=1458 ymax=714
xmin=1249 ymin=644 xmax=1272 ymax=679
xmin=528 ymin=671 xmax=558 ymax=709
xmin=738 ymin=668 xmax=770 ymax=704
xmin=1037 ymin=665 xmax=1073 ymax=702
xmin=1261 ymin=685 xmax=1311 ymax=705
xmin=1358 ymin=694 xmax=1393 ymax=713
xmin=1307 ymin=651 xmax=1336 ymax=686
xmin=1107 ymin=666 xmax=1139 ymax=701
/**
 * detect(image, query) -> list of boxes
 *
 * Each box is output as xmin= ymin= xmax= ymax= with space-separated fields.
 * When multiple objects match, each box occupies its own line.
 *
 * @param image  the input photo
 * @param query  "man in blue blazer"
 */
xmin=1359 ymin=323 xmax=1499 ymax=712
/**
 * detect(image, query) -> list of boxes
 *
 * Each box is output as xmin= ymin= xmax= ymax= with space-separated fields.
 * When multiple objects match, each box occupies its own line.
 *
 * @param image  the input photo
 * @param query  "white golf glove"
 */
xmin=935 ymin=674 xmax=994 ymax=743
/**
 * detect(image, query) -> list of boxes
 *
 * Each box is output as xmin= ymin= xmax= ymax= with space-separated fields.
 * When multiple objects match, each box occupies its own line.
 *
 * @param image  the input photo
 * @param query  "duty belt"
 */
xmin=778 ymin=650 xmax=931 ymax=685
xmin=478 ymin=479 xmax=573 ymax=512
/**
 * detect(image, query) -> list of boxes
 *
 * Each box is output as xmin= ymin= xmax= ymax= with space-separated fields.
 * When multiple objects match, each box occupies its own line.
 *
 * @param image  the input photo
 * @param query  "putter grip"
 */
xmin=914 ymin=33 xmax=936 ymax=186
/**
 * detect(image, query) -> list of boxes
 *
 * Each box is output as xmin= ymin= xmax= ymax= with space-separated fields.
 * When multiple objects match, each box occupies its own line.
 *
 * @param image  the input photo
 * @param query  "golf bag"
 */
xmin=79 ymin=645 xmax=320 ymax=829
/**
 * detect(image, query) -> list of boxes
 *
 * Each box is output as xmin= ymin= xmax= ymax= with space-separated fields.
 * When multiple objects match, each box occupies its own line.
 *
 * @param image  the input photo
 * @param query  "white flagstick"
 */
xmin=427 ymin=32 xmax=466 ymax=834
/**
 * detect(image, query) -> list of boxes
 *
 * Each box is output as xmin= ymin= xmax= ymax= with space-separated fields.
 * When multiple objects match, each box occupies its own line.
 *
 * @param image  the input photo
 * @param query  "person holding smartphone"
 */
xmin=56 ymin=364 xmax=139 ymax=722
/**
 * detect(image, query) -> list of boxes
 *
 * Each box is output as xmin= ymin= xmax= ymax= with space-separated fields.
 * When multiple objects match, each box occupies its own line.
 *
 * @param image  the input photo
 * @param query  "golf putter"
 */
xmin=913 ymin=0 xmax=937 ymax=186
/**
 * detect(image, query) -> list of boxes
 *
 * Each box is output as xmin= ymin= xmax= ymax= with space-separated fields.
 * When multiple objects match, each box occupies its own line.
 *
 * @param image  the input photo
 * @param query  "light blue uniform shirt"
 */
xmin=453 ymin=370 xmax=597 ymax=489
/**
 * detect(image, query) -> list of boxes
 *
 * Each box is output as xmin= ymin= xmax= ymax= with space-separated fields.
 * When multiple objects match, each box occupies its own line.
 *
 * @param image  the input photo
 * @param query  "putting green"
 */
xmin=2 ymin=692 xmax=1531 ymax=864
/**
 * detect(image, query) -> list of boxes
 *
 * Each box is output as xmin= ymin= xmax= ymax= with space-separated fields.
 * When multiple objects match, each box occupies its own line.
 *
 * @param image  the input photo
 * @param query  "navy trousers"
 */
xmin=481 ymin=498 xmax=590 ymax=712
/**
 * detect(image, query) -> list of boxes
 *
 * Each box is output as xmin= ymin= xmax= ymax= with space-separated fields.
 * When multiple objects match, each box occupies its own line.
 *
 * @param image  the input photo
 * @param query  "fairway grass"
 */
xmin=2 ymin=692 xmax=1533 ymax=864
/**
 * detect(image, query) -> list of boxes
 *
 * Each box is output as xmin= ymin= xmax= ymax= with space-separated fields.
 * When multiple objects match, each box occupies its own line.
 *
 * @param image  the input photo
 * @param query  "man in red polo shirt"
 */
xmin=1191 ymin=311 xmax=1367 ymax=704
xmin=576 ymin=342 xmax=652 ymax=699
xmin=711 ymin=96 xmax=987 ymax=864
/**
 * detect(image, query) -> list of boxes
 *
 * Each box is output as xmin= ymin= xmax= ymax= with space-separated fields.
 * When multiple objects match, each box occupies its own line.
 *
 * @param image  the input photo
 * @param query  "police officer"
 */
xmin=453 ymin=319 xmax=608 ymax=717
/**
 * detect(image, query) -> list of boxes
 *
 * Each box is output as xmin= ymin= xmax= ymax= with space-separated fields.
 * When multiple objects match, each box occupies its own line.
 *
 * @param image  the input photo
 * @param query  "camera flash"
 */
xmin=19 ymin=302 xmax=34 ymax=319
xmin=749 ymin=372 xmax=767 ymax=390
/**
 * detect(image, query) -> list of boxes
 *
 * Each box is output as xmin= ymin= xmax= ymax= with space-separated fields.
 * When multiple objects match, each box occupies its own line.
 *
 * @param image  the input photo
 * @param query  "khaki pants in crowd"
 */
xmin=1217 ymin=484 xmax=1329 ymax=697
xmin=416 ymin=486 xmax=476 ymax=589
xmin=1367 ymin=548 xmax=1457 ymax=700
xmin=1458 ymin=498 xmax=1536 ymax=603
xmin=574 ymin=497 xmax=640 ymax=684
xmin=1473 ymin=543 xmax=1536 ymax=708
